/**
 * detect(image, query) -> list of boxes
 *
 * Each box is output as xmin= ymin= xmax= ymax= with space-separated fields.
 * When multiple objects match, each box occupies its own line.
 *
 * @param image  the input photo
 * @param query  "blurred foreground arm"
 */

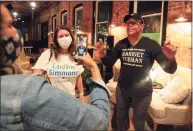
xmin=18 ymin=54 xmax=111 ymax=130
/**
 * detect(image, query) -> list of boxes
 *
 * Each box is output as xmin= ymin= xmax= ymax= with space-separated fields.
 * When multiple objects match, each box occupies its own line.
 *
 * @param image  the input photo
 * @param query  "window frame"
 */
xmin=75 ymin=6 xmax=83 ymax=28
xmin=133 ymin=1 xmax=165 ymax=44
xmin=52 ymin=15 xmax=57 ymax=32
xmin=61 ymin=11 xmax=67 ymax=26
xmin=94 ymin=1 xmax=112 ymax=44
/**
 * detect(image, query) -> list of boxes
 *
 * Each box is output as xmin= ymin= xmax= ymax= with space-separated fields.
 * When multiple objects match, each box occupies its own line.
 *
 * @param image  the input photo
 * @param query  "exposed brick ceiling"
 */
xmin=2 ymin=1 xmax=59 ymax=22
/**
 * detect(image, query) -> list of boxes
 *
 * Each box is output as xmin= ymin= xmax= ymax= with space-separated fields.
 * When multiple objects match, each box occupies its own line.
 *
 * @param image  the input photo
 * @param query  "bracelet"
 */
xmin=79 ymin=93 xmax=84 ymax=96
xmin=91 ymin=68 xmax=99 ymax=72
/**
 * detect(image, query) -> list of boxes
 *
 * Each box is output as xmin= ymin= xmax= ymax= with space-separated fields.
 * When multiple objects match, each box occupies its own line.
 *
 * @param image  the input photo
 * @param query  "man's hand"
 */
xmin=77 ymin=53 xmax=102 ymax=80
xmin=162 ymin=40 xmax=177 ymax=60
xmin=76 ymin=53 xmax=98 ymax=70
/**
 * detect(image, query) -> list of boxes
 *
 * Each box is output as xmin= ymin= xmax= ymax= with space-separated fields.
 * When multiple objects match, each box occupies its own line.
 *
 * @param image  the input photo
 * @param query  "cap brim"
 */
xmin=124 ymin=15 xmax=131 ymax=23
xmin=123 ymin=15 xmax=144 ymax=24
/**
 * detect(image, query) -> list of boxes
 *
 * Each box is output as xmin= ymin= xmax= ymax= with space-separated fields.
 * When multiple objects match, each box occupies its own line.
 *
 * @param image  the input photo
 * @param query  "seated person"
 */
xmin=0 ymin=4 xmax=111 ymax=130
xmin=93 ymin=38 xmax=104 ymax=64
xmin=29 ymin=56 xmax=38 ymax=71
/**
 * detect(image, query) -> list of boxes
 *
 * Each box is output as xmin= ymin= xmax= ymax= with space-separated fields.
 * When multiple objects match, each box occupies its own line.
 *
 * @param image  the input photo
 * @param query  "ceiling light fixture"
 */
xmin=31 ymin=2 xmax=36 ymax=21
xmin=30 ymin=2 xmax=36 ymax=8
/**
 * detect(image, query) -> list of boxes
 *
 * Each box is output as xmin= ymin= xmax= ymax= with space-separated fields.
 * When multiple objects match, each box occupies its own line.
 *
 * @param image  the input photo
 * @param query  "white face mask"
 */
xmin=57 ymin=36 xmax=72 ymax=49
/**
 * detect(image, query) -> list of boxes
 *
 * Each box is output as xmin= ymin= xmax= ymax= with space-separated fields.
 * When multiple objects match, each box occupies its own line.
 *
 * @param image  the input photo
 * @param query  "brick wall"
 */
xmin=168 ymin=1 xmax=192 ymax=23
xmin=111 ymin=1 xmax=192 ymax=68
xmin=110 ymin=2 xmax=129 ymax=44
xmin=112 ymin=2 xmax=129 ymax=27
xmin=32 ymin=1 xmax=93 ymax=46
xmin=32 ymin=1 xmax=131 ymax=45
xmin=31 ymin=1 xmax=192 ymax=68
xmin=167 ymin=1 xmax=192 ymax=68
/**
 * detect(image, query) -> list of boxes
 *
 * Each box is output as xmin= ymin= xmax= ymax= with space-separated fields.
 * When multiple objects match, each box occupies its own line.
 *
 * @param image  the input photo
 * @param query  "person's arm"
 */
xmin=100 ymin=41 xmax=121 ymax=67
xmin=13 ymin=63 xmax=24 ymax=74
xmin=22 ymin=75 xmax=110 ymax=130
xmin=32 ymin=69 xmax=45 ymax=75
xmin=153 ymin=41 xmax=177 ymax=74
xmin=22 ymin=54 xmax=111 ymax=130
xmin=76 ymin=74 xmax=84 ymax=101
xmin=32 ymin=49 xmax=51 ymax=75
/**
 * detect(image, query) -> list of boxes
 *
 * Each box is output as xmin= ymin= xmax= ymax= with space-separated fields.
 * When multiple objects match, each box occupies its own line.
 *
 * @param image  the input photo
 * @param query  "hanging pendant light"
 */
xmin=175 ymin=2 xmax=188 ymax=22
xmin=175 ymin=11 xmax=188 ymax=22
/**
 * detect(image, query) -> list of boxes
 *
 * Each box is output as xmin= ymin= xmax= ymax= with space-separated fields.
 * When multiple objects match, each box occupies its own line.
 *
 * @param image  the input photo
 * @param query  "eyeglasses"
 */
xmin=125 ymin=20 xmax=142 ymax=26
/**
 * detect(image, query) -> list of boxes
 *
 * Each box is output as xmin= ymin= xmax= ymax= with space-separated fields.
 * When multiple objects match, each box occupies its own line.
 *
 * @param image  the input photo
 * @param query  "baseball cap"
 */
xmin=124 ymin=13 xmax=144 ymax=24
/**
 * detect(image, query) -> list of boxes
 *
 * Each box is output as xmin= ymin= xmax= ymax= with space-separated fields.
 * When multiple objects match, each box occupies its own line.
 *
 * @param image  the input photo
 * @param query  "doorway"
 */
xmin=41 ymin=21 xmax=48 ymax=48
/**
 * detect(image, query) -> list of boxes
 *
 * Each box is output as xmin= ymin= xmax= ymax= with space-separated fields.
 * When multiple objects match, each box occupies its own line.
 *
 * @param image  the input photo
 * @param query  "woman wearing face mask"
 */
xmin=32 ymin=26 xmax=84 ymax=101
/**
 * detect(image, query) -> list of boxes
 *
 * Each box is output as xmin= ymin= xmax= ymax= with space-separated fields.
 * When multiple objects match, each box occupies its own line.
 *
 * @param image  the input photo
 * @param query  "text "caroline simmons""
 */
xmin=48 ymin=69 xmax=78 ymax=77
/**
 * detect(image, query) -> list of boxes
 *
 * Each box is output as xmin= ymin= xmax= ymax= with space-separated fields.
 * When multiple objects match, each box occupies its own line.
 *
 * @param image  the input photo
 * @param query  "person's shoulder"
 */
xmin=142 ymin=37 xmax=160 ymax=47
xmin=43 ymin=49 xmax=52 ymax=54
xmin=39 ymin=49 xmax=52 ymax=58
xmin=115 ymin=37 xmax=128 ymax=46
xmin=142 ymin=37 xmax=158 ymax=44
xmin=119 ymin=37 xmax=128 ymax=43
